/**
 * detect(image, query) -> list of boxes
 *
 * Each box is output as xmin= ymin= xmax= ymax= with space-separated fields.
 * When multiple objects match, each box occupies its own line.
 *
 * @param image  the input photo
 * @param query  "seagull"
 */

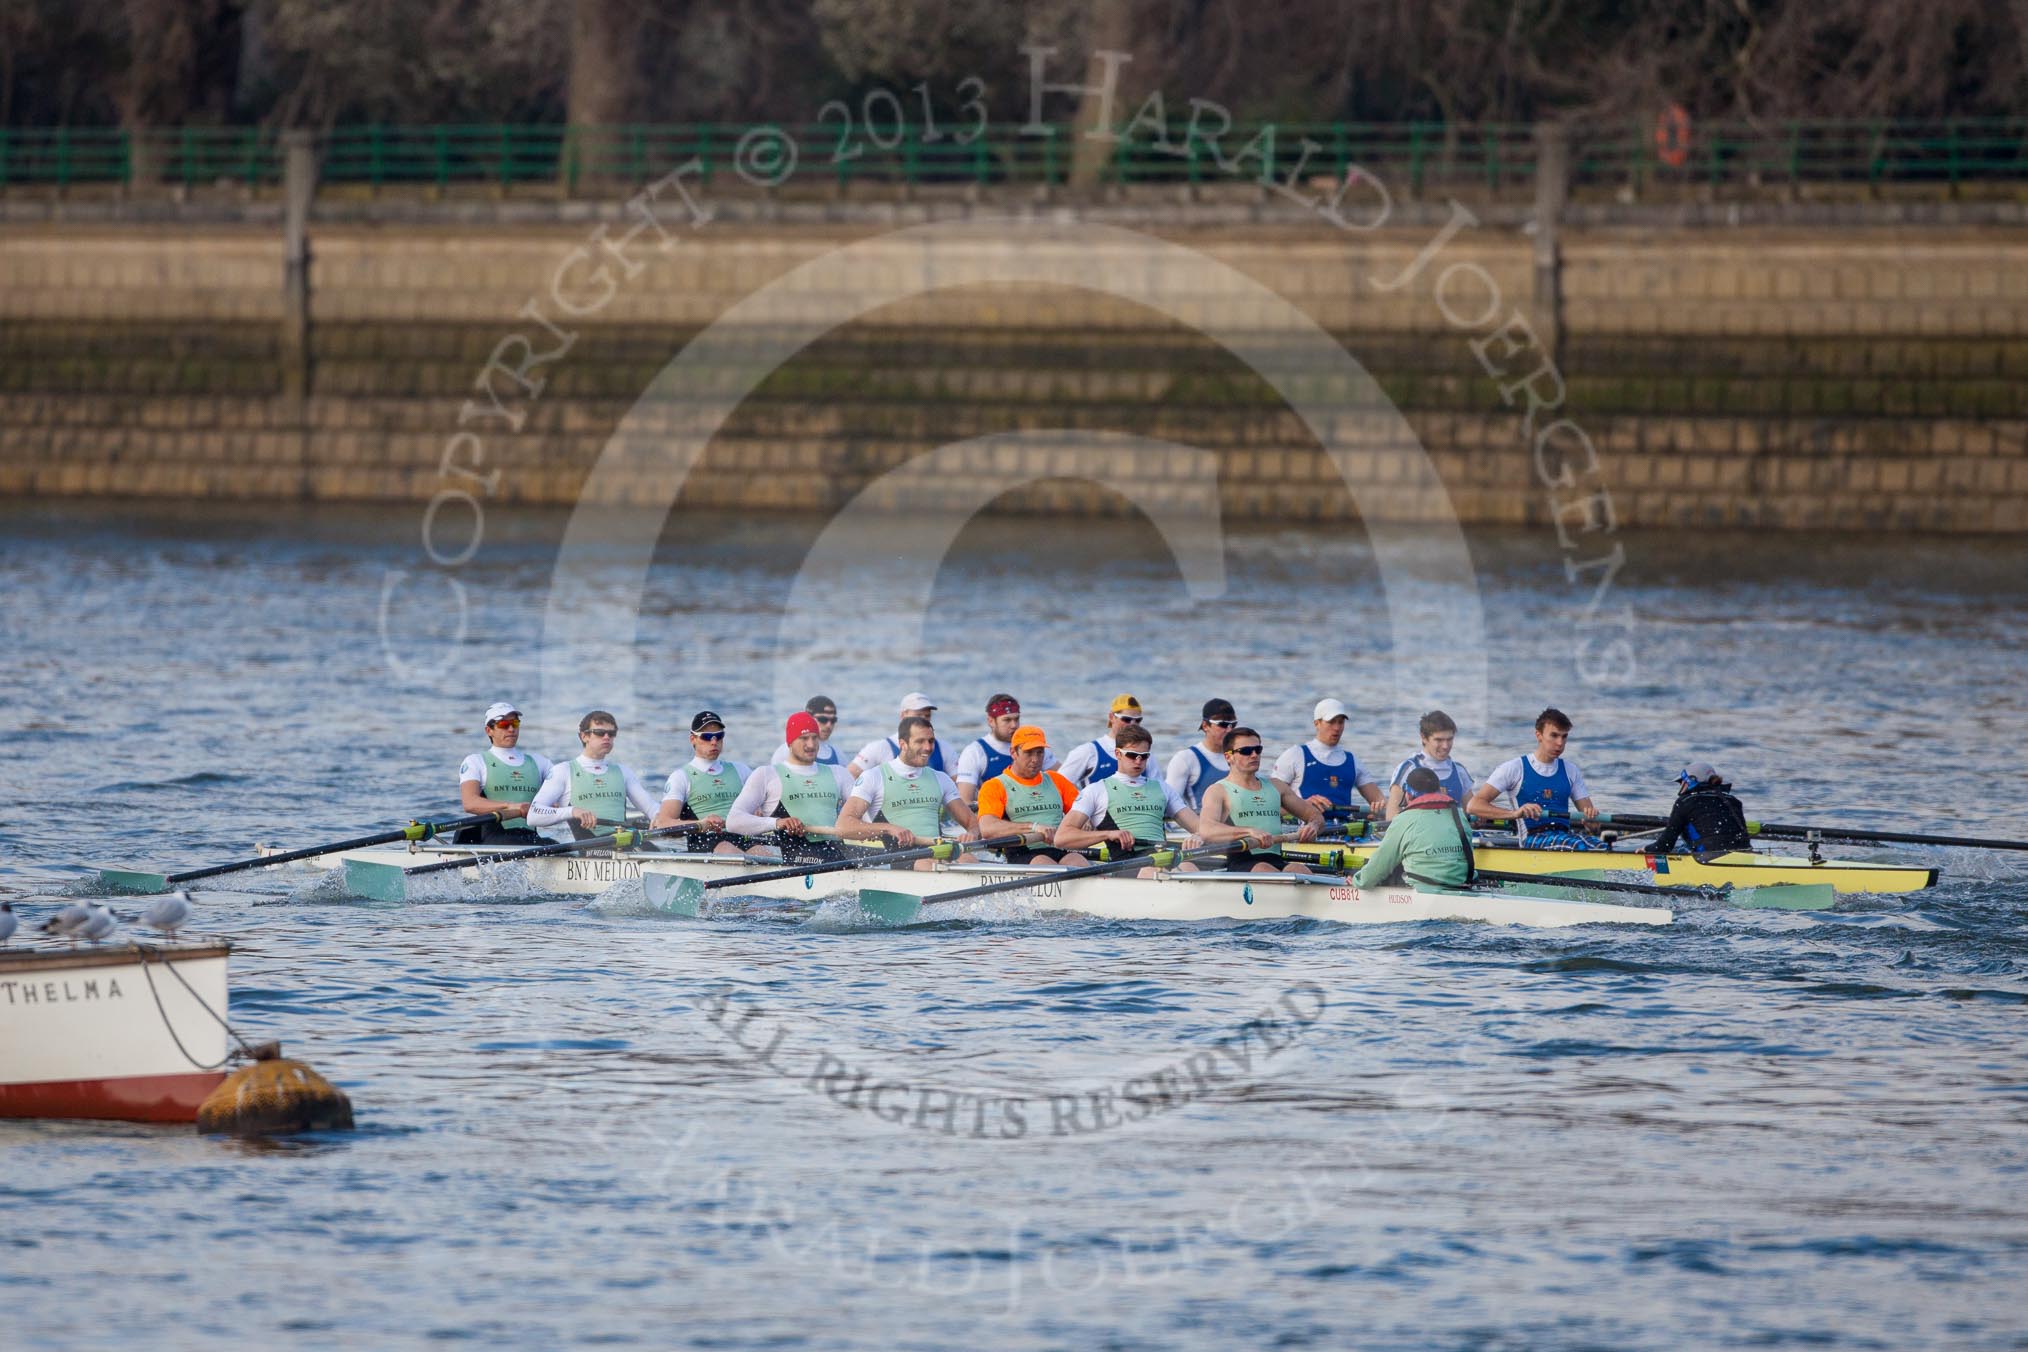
xmin=138 ymin=891 xmax=193 ymax=937
xmin=75 ymin=905 xmax=119 ymax=943
xmin=40 ymin=903 xmax=91 ymax=938
xmin=0 ymin=902 xmax=15 ymax=946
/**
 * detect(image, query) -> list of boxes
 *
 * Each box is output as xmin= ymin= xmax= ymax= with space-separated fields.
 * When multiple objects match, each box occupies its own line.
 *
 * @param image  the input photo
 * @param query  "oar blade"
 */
xmin=95 ymin=867 xmax=172 ymax=895
xmin=1729 ymin=882 xmax=1837 ymax=911
xmin=857 ymin=887 xmax=924 ymax=927
xmin=344 ymin=858 xmax=413 ymax=904
xmin=641 ymin=873 xmax=704 ymax=918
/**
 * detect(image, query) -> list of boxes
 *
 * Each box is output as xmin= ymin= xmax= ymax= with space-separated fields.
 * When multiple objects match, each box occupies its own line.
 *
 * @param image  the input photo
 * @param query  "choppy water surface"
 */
xmin=2 ymin=500 xmax=2025 ymax=1350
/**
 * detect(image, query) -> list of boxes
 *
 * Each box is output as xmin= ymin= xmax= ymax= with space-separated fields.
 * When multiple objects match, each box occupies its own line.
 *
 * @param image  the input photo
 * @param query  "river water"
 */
xmin=2 ymin=499 xmax=2025 ymax=1350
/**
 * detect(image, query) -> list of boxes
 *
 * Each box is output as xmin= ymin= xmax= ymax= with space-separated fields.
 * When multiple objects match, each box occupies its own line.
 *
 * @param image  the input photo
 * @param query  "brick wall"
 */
xmin=2 ymin=221 xmax=2025 ymax=531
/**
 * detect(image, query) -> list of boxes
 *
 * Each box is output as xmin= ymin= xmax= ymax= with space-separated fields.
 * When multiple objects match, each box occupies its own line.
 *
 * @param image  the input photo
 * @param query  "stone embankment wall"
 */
xmin=3 ymin=215 xmax=2025 ymax=531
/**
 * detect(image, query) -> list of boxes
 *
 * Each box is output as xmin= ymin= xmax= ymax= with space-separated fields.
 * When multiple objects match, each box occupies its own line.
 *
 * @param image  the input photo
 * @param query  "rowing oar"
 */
xmin=1602 ymin=812 xmax=2028 ymax=854
xmin=344 ymin=823 xmax=704 ymax=903
xmin=639 ymin=832 xmax=1031 ymax=917
xmin=857 ymin=835 xmax=1297 ymax=927
xmin=1472 ymin=867 xmax=1833 ymax=912
xmin=96 ymin=814 xmax=500 ymax=895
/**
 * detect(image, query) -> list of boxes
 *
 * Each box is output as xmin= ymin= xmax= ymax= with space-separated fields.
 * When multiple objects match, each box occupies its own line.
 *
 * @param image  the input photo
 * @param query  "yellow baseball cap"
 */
xmin=1109 ymin=693 xmax=1142 ymax=714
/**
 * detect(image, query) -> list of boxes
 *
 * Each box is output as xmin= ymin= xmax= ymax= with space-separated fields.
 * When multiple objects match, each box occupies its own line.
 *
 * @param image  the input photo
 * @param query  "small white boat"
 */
xmin=0 ymin=940 xmax=232 ymax=1123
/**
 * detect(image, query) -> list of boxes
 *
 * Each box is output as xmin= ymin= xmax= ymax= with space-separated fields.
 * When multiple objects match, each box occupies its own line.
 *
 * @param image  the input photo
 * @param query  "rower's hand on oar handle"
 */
xmin=700 ymin=814 xmax=727 ymax=832
xmin=1304 ymin=794 xmax=1335 ymax=811
xmin=571 ymin=808 xmax=600 ymax=831
xmin=1292 ymin=820 xmax=1322 ymax=844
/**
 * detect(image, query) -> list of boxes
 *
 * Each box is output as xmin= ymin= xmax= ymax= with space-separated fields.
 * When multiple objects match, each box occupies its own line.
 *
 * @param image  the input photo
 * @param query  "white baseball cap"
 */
xmin=484 ymin=702 xmax=521 ymax=723
xmin=1313 ymin=698 xmax=1348 ymax=722
xmin=899 ymin=692 xmax=938 ymax=713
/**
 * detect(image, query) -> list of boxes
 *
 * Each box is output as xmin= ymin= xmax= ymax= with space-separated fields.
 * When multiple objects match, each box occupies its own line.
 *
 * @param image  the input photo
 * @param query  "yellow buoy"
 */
xmin=196 ymin=1048 xmax=354 ymax=1135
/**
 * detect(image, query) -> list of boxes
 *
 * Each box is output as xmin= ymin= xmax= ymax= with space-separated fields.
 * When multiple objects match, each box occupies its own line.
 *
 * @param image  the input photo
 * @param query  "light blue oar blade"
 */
xmin=640 ymin=873 xmax=703 ymax=918
xmin=1729 ymin=882 xmax=1836 ymax=911
xmin=856 ymin=888 xmax=924 ymax=926
xmin=344 ymin=858 xmax=413 ymax=904
xmin=95 ymin=868 xmax=172 ymax=895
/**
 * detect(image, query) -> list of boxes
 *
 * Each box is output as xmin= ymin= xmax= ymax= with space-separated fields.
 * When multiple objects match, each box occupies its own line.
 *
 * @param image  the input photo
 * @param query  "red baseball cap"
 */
xmin=785 ymin=711 xmax=821 ymax=741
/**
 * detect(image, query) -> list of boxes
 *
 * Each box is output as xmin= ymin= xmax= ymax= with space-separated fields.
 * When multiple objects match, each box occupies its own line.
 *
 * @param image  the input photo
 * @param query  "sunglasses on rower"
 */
xmin=1228 ymin=744 xmax=1264 ymax=757
xmin=695 ymin=731 xmax=724 ymax=742
xmin=488 ymin=717 xmax=521 ymax=730
xmin=1205 ymin=718 xmax=1237 ymax=729
xmin=1114 ymin=714 xmax=1142 ymax=725
xmin=585 ymin=727 xmax=618 ymax=739
xmin=1118 ymin=749 xmax=1152 ymax=762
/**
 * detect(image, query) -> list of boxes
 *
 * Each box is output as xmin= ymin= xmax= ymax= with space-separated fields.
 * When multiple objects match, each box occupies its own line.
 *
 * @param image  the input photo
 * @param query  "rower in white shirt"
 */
xmin=525 ymin=710 xmax=662 ymax=840
xmin=1467 ymin=707 xmax=1601 ymax=850
xmin=952 ymin=692 xmax=1058 ymax=807
xmin=1384 ymin=709 xmax=1479 ymax=821
xmin=456 ymin=700 xmax=555 ymax=845
xmin=1269 ymin=697 xmax=1384 ymax=819
xmin=652 ymin=709 xmax=752 ymax=856
xmin=847 ymin=692 xmax=956 ymax=777
xmin=728 ymin=711 xmax=860 ymax=862
xmin=1056 ymin=725 xmax=1211 ymax=877
xmin=770 ymin=695 xmax=844 ymax=767
xmin=1057 ymin=692 xmax=1145 ymax=788
xmin=837 ymin=716 xmax=980 ymax=864
xmin=1164 ymin=697 xmax=1236 ymax=812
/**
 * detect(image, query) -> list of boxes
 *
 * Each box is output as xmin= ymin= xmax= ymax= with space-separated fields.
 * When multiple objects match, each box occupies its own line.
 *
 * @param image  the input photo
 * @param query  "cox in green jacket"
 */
xmin=1352 ymin=793 xmax=1475 ymax=890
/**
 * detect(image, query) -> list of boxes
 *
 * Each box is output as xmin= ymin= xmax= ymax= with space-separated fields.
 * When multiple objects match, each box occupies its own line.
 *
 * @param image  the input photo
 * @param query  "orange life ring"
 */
xmin=1654 ymin=104 xmax=1692 ymax=167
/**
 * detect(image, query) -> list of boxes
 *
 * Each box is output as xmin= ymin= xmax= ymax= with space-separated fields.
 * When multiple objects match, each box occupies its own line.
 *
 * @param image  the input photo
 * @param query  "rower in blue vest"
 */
xmin=1269 ymin=697 xmax=1384 ymax=819
xmin=1165 ymin=697 xmax=1237 ymax=812
xmin=456 ymin=700 xmax=554 ymax=844
xmin=1383 ymin=709 xmax=1479 ymax=821
xmin=525 ymin=710 xmax=663 ymax=841
xmin=1058 ymin=693 xmax=1144 ymax=788
xmin=1468 ymin=707 xmax=1602 ymax=850
xmin=847 ymin=692 xmax=956 ymax=777
xmin=953 ymin=692 xmax=1058 ymax=808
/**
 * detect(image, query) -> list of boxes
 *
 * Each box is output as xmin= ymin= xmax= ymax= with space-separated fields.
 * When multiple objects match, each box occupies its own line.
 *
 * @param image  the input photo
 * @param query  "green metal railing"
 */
xmin=2 ymin=119 xmax=2025 ymax=193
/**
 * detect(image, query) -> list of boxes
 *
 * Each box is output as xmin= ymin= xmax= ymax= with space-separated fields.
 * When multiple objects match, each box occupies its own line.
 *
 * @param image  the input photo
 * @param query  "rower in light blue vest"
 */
xmin=1199 ymin=727 xmax=1327 ymax=873
xmin=1270 ymin=698 xmax=1386 ymax=818
xmin=652 ymin=710 xmax=753 ymax=856
xmin=457 ymin=700 xmax=555 ymax=844
xmin=837 ymin=715 xmax=983 ymax=865
xmin=524 ymin=710 xmax=664 ymax=841
xmin=1467 ymin=707 xmax=1602 ymax=849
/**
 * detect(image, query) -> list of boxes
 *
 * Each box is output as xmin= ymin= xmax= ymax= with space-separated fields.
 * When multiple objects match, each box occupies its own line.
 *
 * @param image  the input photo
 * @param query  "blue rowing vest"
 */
xmin=886 ymin=737 xmax=946 ymax=773
xmin=1297 ymin=745 xmax=1357 ymax=808
xmin=1517 ymin=756 xmax=1597 ymax=850
xmin=1085 ymin=738 xmax=1119 ymax=784
xmin=970 ymin=737 xmax=1012 ymax=784
xmin=1518 ymin=756 xmax=1571 ymax=817
xmin=1395 ymin=754 xmax=1471 ymax=806
xmin=1187 ymin=745 xmax=1228 ymax=808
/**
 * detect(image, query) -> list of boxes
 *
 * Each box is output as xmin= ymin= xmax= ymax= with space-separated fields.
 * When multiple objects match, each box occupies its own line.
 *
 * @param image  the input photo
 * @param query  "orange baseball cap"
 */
xmin=1109 ymin=693 xmax=1142 ymax=714
xmin=1011 ymin=725 xmax=1048 ymax=752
